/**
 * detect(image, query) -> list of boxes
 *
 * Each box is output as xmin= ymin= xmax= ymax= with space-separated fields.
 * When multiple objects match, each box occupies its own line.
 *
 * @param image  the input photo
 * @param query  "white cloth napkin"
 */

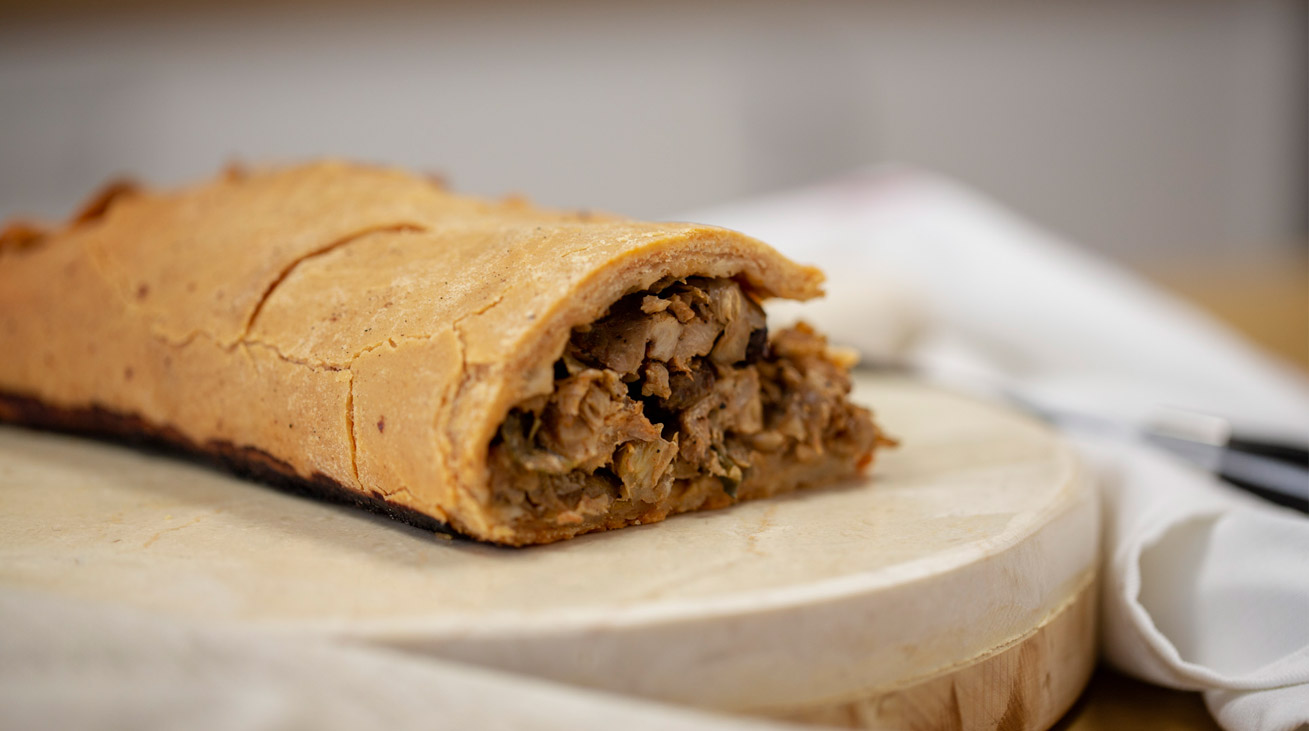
xmin=679 ymin=168 xmax=1309 ymax=731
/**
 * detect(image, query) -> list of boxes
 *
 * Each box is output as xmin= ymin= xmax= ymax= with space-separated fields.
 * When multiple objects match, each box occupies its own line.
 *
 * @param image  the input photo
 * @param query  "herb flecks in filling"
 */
xmin=488 ymin=277 xmax=883 ymax=529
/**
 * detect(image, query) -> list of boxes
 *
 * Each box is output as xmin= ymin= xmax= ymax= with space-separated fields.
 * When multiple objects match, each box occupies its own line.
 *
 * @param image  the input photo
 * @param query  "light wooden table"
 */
xmin=1059 ymin=249 xmax=1307 ymax=731
xmin=1145 ymin=251 xmax=1309 ymax=372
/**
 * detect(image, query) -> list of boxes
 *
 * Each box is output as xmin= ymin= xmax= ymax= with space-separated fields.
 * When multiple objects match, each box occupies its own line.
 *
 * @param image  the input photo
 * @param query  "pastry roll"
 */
xmin=0 ymin=162 xmax=890 ymax=545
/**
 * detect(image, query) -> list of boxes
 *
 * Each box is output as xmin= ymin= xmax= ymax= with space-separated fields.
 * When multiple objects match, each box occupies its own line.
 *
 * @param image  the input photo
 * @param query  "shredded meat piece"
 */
xmin=640 ymin=295 xmax=670 ymax=314
xmin=489 ymin=276 xmax=883 ymax=528
xmin=645 ymin=312 xmax=681 ymax=364
xmin=666 ymin=294 xmax=696 ymax=323
xmin=614 ymin=436 xmax=678 ymax=503
xmin=532 ymin=368 xmax=660 ymax=472
xmin=661 ymin=365 xmax=716 ymax=412
xmin=640 ymin=361 xmax=671 ymax=399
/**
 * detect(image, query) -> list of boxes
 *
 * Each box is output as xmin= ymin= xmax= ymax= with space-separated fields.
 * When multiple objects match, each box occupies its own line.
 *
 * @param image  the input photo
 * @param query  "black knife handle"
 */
xmin=1218 ymin=448 xmax=1309 ymax=514
xmin=1227 ymin=436 xmax=1309 ymax=467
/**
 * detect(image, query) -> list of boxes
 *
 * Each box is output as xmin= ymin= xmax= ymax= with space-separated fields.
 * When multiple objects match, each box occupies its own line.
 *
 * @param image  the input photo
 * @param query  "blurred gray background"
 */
xmin=1 ymin=0 xmax=1304 ymax=267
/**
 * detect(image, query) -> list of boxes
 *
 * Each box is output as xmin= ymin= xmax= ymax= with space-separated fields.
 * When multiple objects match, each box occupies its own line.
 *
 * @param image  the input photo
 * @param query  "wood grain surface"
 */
xmin=1145 ymin=250 xmax=1308 ymax=372
xmin=778 ymin=577 xmax=1097 ymax=730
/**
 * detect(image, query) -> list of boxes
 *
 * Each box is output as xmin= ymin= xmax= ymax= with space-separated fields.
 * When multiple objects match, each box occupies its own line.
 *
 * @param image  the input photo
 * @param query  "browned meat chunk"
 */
xmin=489 ymin=276 xmax=887 ymax=529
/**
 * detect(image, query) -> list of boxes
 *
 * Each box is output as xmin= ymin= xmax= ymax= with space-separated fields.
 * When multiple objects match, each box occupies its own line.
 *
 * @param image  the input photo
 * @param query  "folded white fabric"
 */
xmin=681 ymin=169 xmax=1309 ymax=731
xmin=1084 ymin=437 xmax=1309 ymax=731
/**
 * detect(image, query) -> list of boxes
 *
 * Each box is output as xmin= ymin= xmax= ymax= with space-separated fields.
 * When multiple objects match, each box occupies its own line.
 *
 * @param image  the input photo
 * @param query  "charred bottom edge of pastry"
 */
xmin=0 ymin=277 xmax=890 ymax=547
xmin=489 ymin=275 xmax=892 ymax=539
xmin=0 ymin=392 xmax=459 ymax=539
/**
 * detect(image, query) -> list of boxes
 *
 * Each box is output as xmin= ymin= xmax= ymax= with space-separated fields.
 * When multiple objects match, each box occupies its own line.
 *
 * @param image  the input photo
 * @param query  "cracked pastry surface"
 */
xmin=0 ymin=161 xmax=890 ymax=545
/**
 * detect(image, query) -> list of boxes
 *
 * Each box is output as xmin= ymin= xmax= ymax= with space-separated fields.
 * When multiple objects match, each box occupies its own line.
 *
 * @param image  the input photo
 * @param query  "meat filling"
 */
xmin=488 ymin=277 xmax=886 ymax=529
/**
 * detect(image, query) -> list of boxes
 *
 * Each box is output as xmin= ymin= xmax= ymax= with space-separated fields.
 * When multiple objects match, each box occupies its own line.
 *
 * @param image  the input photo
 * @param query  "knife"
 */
xmin=861 ymin=362 xmax=1309 ymax=513
xmin=1007 ymin=393 xmax=1309 ymax=513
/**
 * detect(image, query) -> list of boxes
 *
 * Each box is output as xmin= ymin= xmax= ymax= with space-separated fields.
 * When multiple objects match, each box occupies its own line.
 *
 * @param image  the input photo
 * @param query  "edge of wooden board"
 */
xmin=771 ymin=572 xmax=1098 ymax=731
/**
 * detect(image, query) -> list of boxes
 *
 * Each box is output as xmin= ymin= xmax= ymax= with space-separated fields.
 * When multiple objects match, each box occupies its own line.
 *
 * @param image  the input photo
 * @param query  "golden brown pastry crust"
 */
xmin=0 ymin=161 xmax=850 ymax=544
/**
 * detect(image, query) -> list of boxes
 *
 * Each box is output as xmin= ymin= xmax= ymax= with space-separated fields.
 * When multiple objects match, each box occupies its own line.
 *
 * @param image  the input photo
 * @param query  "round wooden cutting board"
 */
xmin=0 ymin=375 xmax=1099 ymax=730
